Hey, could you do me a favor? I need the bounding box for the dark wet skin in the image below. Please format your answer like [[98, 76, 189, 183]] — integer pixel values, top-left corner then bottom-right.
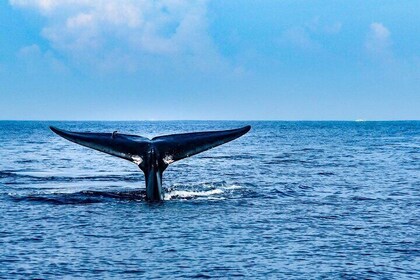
[[50, 125, 251, 201]]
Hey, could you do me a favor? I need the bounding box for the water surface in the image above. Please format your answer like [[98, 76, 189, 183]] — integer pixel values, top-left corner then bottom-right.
[[0, 121, 419, 279]]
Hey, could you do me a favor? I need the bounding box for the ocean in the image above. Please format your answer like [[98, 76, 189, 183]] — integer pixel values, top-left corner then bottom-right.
[[0, 121, 418, 279]]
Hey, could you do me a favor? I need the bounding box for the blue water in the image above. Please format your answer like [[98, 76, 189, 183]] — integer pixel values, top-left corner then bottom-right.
[[0, 121, 419, 279]]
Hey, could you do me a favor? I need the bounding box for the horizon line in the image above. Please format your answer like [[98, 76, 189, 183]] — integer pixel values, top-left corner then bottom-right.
[[0, 119, 419, 122]]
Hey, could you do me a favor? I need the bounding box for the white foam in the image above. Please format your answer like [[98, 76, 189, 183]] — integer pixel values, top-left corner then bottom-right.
[[224, 184, 242, 190], [164, 188, 224, 200], [163, 184, 243, 200]]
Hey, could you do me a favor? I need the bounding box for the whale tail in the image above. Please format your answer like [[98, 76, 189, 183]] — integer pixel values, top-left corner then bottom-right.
[[49, 125, 250, 165], [49, 126, 151, 164], [50, 125, 251, 201], [151, 125, 251, 163]]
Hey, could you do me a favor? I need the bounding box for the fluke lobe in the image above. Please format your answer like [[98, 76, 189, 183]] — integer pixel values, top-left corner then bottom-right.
[[50, 125, 251, 201]]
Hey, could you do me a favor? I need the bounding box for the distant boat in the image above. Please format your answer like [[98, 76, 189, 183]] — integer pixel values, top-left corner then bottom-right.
[[355, 119, 365, 122]]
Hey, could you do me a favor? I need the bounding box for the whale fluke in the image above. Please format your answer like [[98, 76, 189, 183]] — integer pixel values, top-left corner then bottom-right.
[[152, 125, 251, 163], [49, 126, 150, 164], [50, 125, 251, 201]]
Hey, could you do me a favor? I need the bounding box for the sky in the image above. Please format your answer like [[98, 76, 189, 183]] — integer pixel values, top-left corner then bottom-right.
[[1, 0, 419, 120]]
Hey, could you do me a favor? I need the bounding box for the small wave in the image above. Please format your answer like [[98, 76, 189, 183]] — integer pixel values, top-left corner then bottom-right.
[[317, 172, 335, 176], [10, 194, 104, 204], [199, 154, 253, 160], [164, 188, 224, 200], [164, 183, 246, 200], [0, 171, 20, 179], [0, 171, 141, 185], [351, 196, 376, 201], [7, 183, 246, 204], [224, 184, 242, 190], [297, 148, 325, 152], [263, 159, 304, 164], [8, 189, 146, 205], [16, 160, 36, 164]]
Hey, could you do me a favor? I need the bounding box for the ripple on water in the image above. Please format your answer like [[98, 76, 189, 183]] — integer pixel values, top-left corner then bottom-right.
[[6, 183, 255, 204], [0, 121, 419, 279]]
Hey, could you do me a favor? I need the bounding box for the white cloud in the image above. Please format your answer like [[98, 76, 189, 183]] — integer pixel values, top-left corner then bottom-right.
[[305, 17, 342, 34], [17, 44, 42, 57], [17, 44, 69, 73], [282, 27, 320, 50], [323, 22, 342, 34], [10, 0, 220, 72], [280, 17, 342, 51], [365, 22, 392, 60]]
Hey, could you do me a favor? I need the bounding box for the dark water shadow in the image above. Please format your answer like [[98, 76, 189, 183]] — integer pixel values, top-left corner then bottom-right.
[[8, 189, 147, 205], [6, 183, 260, 205]]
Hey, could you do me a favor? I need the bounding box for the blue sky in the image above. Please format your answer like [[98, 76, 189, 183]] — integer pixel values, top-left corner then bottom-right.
[[1, 0, 419, 120]]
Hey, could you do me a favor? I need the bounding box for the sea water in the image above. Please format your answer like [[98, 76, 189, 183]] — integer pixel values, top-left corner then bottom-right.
[[0, 121, 418, 279]]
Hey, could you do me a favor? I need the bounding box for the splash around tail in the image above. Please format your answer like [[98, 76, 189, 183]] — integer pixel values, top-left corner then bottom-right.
[[50, 125, 251, 201]]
